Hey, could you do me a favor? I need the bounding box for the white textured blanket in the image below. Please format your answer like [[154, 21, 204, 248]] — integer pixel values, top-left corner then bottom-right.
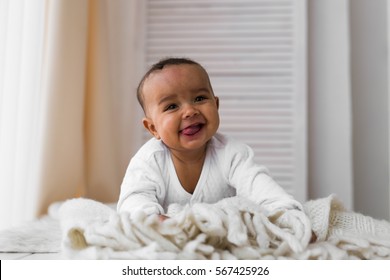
[[1, 195, 390, 259], [58, 195, 390, 259]]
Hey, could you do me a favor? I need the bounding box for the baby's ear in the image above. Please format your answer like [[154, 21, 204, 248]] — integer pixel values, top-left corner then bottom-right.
[[215, 96, 220, 109], [143, 117, 160, 139]]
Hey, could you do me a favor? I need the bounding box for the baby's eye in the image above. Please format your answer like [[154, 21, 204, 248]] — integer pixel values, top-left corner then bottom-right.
[[164, 104, 178, 111], [194, 96, 206, 102]]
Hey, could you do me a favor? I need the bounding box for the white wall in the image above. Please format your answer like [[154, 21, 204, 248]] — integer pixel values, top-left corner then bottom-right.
[[308, 0, 390, 220], [308, 0, 354, 209], [350, 0, 390, 220]]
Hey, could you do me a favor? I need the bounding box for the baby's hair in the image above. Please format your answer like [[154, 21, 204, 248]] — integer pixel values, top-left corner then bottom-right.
[[137, 57, 211, 112]]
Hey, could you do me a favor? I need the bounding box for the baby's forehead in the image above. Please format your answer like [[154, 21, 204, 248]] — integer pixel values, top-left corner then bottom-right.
[[141, 63, 212, 114], [149, 63, 206, 79], [144, 64, 210, 89]]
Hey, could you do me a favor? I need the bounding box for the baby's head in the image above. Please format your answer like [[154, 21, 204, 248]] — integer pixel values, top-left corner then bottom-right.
[[137, 57, 220, 154], [137, 58, 211, 111]]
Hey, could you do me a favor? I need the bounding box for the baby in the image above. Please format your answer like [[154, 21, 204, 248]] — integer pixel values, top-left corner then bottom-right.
[[117, 57, 305, 223]]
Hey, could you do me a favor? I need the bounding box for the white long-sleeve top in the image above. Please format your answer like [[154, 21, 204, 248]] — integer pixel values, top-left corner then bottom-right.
[[117, 133, 303, 216]]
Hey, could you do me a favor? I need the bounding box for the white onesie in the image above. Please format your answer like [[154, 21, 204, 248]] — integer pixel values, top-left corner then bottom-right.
[[117, 133, 302, 216]]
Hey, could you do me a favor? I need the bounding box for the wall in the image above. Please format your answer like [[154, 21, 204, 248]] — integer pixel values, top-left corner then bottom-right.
[[309, 0, 390, 220], [308, 0, 354, 209], [350, 0, 390, 220]]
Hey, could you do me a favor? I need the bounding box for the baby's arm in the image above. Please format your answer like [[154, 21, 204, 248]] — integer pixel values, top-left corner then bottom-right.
[[227, 142, 314, 248], [117, 157, 165, 217], [227, 143, 302, 213]]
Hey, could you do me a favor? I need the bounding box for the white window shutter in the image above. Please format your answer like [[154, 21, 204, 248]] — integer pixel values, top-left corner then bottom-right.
[[143, 0, 307, 202]]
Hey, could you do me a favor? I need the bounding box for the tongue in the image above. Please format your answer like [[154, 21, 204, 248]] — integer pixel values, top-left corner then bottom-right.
[[181, 124, 201, 136]]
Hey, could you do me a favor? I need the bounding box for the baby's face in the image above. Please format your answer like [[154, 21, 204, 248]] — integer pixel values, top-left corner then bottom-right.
[[142, 64, 220, 156]]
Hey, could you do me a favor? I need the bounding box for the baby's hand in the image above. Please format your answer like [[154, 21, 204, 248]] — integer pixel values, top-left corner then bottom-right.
[[158, 214, 169, 222]]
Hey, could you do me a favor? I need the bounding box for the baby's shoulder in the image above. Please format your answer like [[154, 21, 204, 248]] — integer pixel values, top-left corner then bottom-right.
[[133, 137, 168, 162], [210, 133, 252, 157]]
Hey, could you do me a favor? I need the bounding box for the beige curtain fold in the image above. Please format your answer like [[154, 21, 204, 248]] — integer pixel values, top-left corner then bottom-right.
[[36, 0, 137, 216], [84, 0, 122, 203]]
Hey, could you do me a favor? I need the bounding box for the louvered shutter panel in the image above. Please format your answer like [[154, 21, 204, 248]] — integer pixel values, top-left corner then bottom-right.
[[143, 0, 307, 201]]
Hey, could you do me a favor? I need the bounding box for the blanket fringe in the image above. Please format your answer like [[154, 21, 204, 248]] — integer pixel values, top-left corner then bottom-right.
[[58, 196, 390, 260]]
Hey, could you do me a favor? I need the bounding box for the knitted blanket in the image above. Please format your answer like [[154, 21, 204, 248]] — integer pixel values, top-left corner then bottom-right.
[[58, 195, 390, 259]]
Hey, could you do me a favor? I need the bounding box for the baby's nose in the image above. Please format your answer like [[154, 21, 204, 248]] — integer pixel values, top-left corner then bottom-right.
[[183, 104, 199, 118]]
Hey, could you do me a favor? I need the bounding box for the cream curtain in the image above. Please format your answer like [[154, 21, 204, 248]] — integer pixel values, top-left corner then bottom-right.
[[0, 0, 140, 230], [38, 0, 119, 213]]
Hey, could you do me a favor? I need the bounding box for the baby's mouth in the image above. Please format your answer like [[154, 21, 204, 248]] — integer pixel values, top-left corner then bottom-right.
[[180, 123, 204, 136]]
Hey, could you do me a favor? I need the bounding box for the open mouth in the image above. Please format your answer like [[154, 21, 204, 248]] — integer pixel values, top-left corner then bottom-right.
[[180, 123, 204, 136]]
